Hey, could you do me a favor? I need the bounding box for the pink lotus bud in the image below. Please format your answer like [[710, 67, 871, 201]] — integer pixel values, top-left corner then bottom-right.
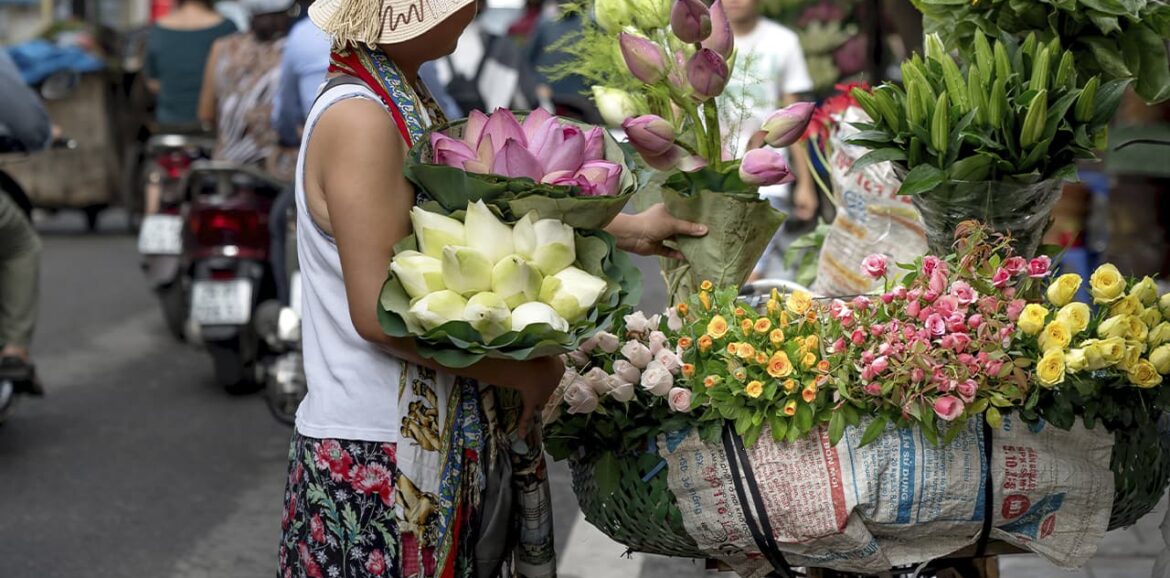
[[619, 33, 668, 85], [861, 254, 888, 279], [1028, 256, 1052, 278], [671, 0, 711, 43], [623, 115, 676, 157], [491, 139, 543, 181], [431, 133, 476, 168], [934, 395, 965, 421], [583, 127, 605, 161], [738, 148, 793, 186], [686, 48, 729, 101], [482, 108, 527, 152], [703, 0, 733, 59], [760, 102, 815, 148]]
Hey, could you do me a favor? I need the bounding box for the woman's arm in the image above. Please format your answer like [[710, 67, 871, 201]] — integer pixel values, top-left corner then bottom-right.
[[196, 42, 220, 127], [308, 98, 563, 430]]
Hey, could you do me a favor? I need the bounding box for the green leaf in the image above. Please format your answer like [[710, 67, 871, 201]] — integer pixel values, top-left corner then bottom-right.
[[1123, 26, 1170, 104], [769, 415, 789, 442], [595, 452, 620, 498], [342, 504, 360, 543], [829, 411, 846, 446], [859, 415, 890, 447], [743, 424, 763, 448], [795, 403, 814, 432], [898, 164, 946, 196], [850, 148, 908, 174], [986, 406, 1003, 429]]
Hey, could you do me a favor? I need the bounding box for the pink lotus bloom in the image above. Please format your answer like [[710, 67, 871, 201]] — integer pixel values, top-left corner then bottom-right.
[[1003, 256, 1027, 276], [1028, 255, 1052, 278], [739, 148, 793, 186], [463, 110, 490, 149], [482, 108, 527, 152], [432, 133, 476, 168], [934, 395, 966, 421], [1006, 299, 1026, 321], [463, 134, 497, 174], [531, 122, 587, 174], [574, 160, 623, 197], [492, 139, 543, 181], [521, 108, 553, 142], [950, 281, 977, 305], [584, 127, 605, 161], [861, 254, 888, 279]]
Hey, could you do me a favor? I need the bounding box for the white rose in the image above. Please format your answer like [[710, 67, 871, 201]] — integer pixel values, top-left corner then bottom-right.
[[668, 387, 693, 413], [640, 360, 674, 396], [621, 341, 654, 369], [624, 311, 653, 334], [609, 380, 635, 402], [567, 349, 590, 367], [612, 359, 641, 384], [596, 332, 621, 353], [648, 331, 669, 354], [655, 348, 682, 375], [667, 307, 684, 332], [583, 367, 614, 395], [565, 378, 599, 414]]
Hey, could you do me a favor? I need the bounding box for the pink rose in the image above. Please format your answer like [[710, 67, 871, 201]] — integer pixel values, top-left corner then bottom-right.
[[649, 331, 669, 354], [667, 308, 684, 332], [871, 355, 890, 374], [986, 360, 1005, 377], [1006, 299, 1026, 321], [596, 331, 621, 353], [668, 387, 693, 412], [926, 314, 947, 336], [622, 341, 654, 369], [968, 314, 984, 329], [911, 367, 926, 383], [992, 268, 1011, 288], [655, 348, 682, 375], [565, 378, 600, 414], [950, 281, 977, 305], [864, 383, 882, 396], [640, 360, 674, 396], [624, 312, 659, 334], [906, 300, 921, 318], [933, 395, 966, 421], [862, 254, 889, 279], [1003, 256, 1027, 276], [978, 296, 1001, 314], [870, 324, 885, 337], [579, 335, 600, 353], [852, 295, 873, 311], [861, 350, 875, 364], [613, 360, 641, 384], [922, 256, 942, 276], [851, 328, 867, 346], [881, 292, 895, 304], [952, 333, 972, 352], [1028, 256, 1052, 278], [832, 337, 847, 354], [929, 268, 948, 295]]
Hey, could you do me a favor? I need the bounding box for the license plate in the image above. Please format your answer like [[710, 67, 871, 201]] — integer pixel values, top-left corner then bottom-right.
[[191, 280, 253, 325], [137, 214, 183, 255], [290, 272, 302, 316]]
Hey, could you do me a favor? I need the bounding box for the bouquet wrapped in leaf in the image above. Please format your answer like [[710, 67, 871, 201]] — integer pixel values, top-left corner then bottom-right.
[[379, 200, 642, 368], [406, 108, 637, 230]]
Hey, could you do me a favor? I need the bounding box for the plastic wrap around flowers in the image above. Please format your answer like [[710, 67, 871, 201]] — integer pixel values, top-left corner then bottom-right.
[[378, 201, 642, 368], [406, 108, 637, 230]]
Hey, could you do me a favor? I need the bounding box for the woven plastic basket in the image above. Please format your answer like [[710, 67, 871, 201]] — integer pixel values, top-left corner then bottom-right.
[[568, 419, 1170, 561]]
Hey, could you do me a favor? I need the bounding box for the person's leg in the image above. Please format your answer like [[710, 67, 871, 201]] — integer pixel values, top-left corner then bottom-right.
[[0, 191, 40, 361]]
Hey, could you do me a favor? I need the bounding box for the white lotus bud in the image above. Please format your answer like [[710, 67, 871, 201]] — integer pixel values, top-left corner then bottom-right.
[[442, 246, 493, 296], [513, 212, 576, 275], [464, 292, 512, 342], [539, 266, 608, 322], [411, 207, 466, 259], [408, 290, 468, 332], [464, 200, 515, 264], [389, 251, 446, 300], [511, 302, 570, 333], [491, 254, 543, 308]]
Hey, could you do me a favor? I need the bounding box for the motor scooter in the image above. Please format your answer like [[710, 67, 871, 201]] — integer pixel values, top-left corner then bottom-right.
[[255, 196, 304, 424]]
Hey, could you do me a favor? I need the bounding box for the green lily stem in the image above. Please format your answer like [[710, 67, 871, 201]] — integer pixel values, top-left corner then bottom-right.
[[703, 98, 723, 171], [682, 100, 710, 160], [807, 137, 838, 208]]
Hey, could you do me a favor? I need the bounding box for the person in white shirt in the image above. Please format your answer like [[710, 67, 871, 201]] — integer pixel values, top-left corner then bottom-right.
[[719, 0, 817, 281]]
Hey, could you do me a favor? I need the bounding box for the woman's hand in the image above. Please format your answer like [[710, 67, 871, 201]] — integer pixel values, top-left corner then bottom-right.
[[606, 203, 708, 259], [515, 356, 565, 438]]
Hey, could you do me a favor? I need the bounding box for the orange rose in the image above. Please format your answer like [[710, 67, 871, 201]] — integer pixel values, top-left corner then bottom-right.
[[677, 303, 689, 316], [783, 400, 798, 416], [754, 318, 772, 333], [698, 335, 713, 352], [735, 307, 747, 317], [802, 385, 818, 403], [745, 381, 764, 398], [783, 379, 797, 392], [682, 363, 696, 377], [707, 315, 729, 339], [768, 352, 794, 378], [700, 280, 714, 292], [736, 343, 756, 359], [703, 375, 722, 388], [817, 360, 831, 372], [770, 329, 785, 345], [733, 368, 748, 381], [740, 318, 754, 333], [726, 343, 739, 355], [755, 352, 768, 365], [678, 337, 693, 350]]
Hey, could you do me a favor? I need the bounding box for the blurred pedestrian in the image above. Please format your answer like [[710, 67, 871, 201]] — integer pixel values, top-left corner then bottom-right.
[[720, 0, 816, 282], [145, 0, 237, 127], [524, 1, 592, 119], [272, 16, 330, 147], [198, 0, 297, 182], [0, 51, 50, 385]]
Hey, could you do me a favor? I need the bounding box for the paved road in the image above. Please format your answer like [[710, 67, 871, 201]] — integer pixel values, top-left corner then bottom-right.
[[2, 210, 1162, 578]]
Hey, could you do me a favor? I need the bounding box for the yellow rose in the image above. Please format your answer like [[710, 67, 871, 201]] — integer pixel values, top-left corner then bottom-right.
[[736, 343, 756, 359], [805, 334, 820, 351], [1046, 273, 1083, 307], [783, 378, 797, 392], [1151, 344, 1170, 374], [1110, 294, 1142, 317], [1057, 302, 1091, 334], [1037, 349, 1066, 388], [1142, 307, 1163, 329], [1126, 316, 1149, 343], [745, 380, 764, 398], [786, 290, 813, 315], [1066, 348, 1088, 373], [754, 318, 772, 333], [740, 318, 754, 334], [1128, 359, 1163, 388], [1018, 304, 1050, 335], [1150, 322, 1170, 347], [707, 315, 729, 339], [1099, 337, 1128, 365], [1098, 315, 1130, 340], [783, 399, 798, 416], [802, 385, 818, 403], [769, 328, 785, 345], [802, 351, 817, 369], [699, 291, 712, 310], [1039, 320, 1072, 352], [1120, 342, 1144, 371], [1161, 293, 1170, 318], [700, 280, 714, 292], [767, 351, 794, 378], [1083, 342, 1108, 370], [1133, 276, 1159, 306], [1090, 264, 1125, 304]]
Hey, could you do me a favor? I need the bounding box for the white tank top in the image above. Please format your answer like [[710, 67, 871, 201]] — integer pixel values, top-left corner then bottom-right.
[[293, 82, 403, 443]]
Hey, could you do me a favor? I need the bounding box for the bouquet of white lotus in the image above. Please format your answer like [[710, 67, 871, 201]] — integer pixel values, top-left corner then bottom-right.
[[379, 201, 642, 367]]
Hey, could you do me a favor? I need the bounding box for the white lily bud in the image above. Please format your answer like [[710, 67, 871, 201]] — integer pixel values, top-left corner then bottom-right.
[[408, 290, 468, 332], [492, 254, 543, 308], [410, 207, 466, 259], [465, 292, 512, 342], [390, 251, 446, 300], [442, 246, 494, 296], [464, 200, 515, 264], [511, 302, 570, 332], [540, 266, 608, 322], [513, 214, 577, 275]]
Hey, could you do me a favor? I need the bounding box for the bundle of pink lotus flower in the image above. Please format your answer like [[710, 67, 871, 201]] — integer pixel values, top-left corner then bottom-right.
[[430, 108, 623, 197]]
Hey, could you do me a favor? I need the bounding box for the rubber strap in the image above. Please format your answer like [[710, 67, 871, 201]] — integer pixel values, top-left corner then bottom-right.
[[721, 424, 796, 578], [975, 418, 996, 558]]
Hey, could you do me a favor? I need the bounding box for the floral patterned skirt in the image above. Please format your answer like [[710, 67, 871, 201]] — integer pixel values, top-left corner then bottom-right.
[[279, 432, 401, 578]]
